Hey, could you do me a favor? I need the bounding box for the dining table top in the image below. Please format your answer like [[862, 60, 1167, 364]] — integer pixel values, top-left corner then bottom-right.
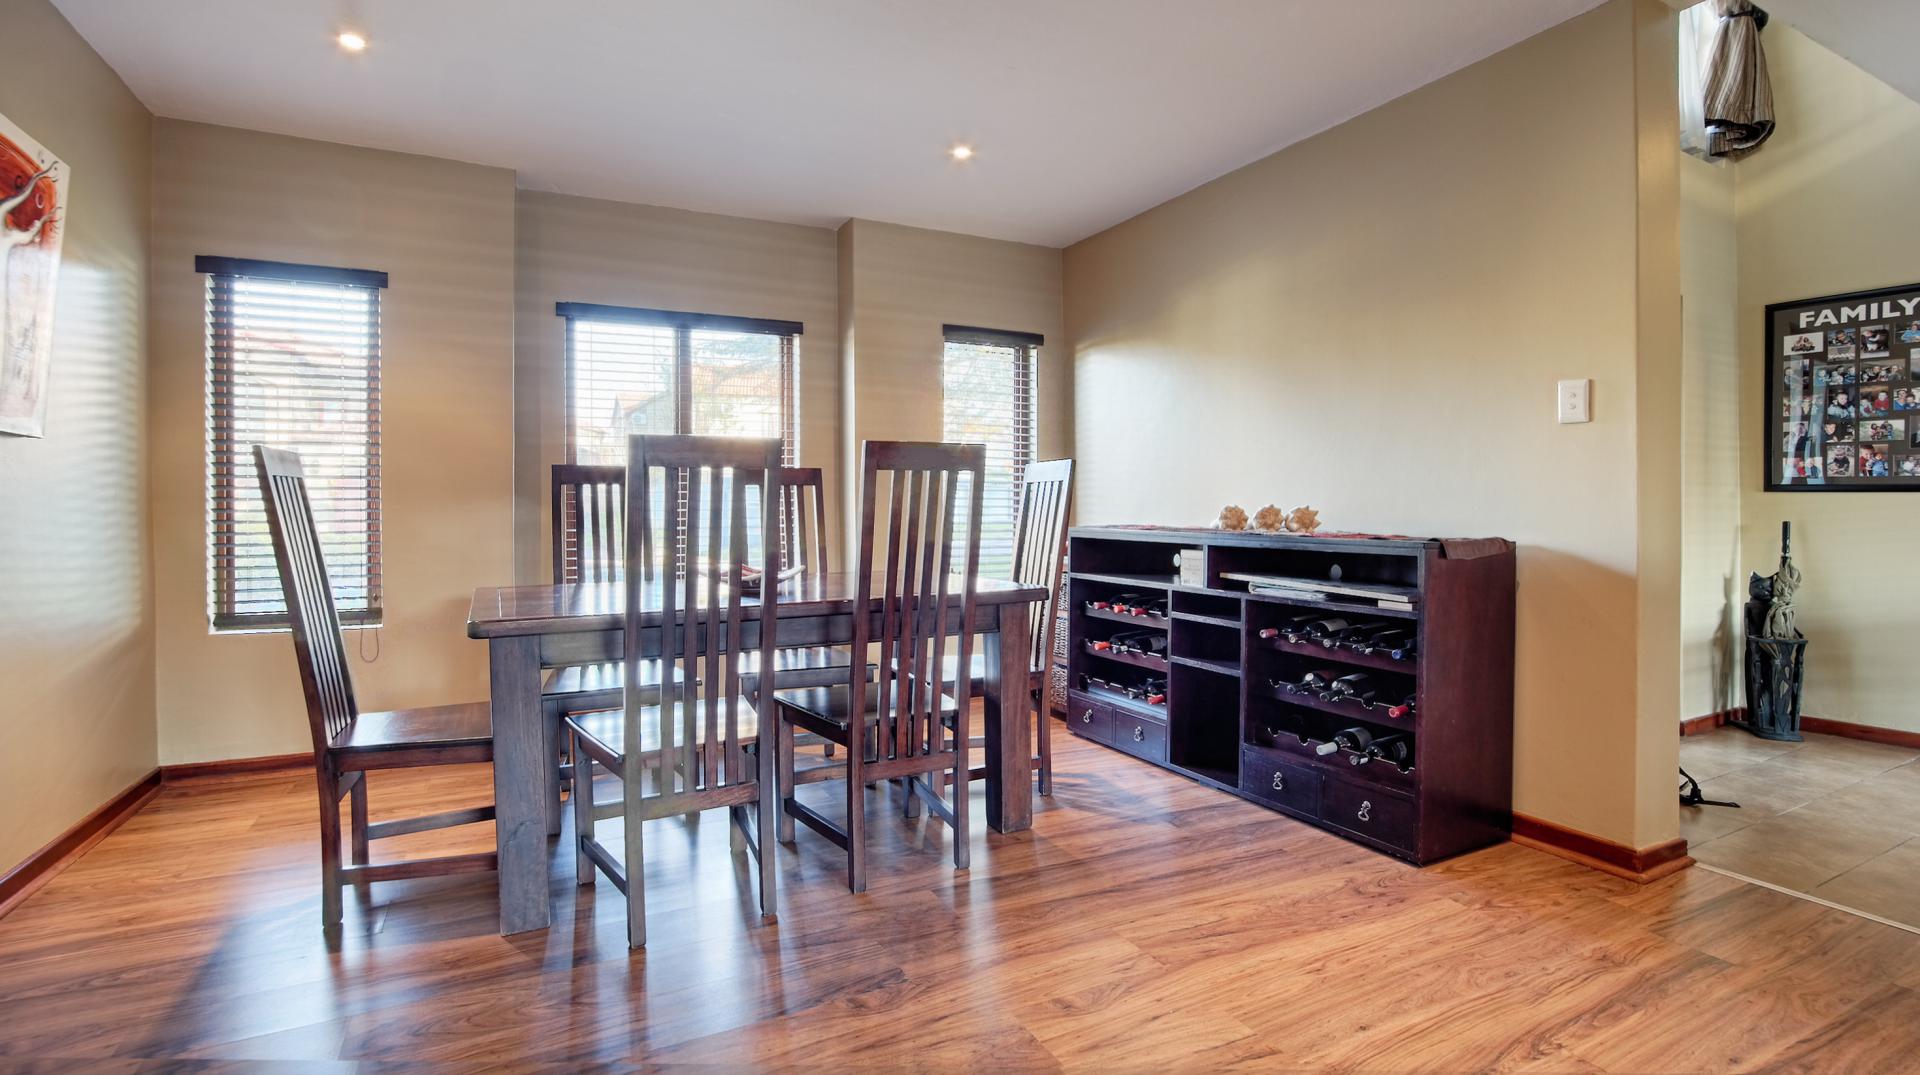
[[467, 572, 1048, 638]]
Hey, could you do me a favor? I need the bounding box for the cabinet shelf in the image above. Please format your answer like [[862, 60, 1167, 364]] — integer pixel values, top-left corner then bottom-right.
[[1172, 654, 1238, 676], [1085, 606, 1170, 629], [1256, 634, 1418, 675], [1084, 642, 1169, 673]]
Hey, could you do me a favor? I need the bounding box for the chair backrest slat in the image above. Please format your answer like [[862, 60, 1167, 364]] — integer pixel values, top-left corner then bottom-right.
[[254, 446, 360, 752], [624, 435, 782, 797], [552, 464, 626, 585], [1009, 459, 1074, 676], [847, 441, 985, 764], [777, 467, 831, 584]]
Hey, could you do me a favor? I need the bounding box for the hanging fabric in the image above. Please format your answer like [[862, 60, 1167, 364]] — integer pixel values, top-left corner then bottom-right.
[[1702, 0, 1775, 159]]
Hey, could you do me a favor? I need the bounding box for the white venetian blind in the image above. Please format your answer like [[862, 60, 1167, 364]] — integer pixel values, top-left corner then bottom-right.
[[560, 303, 798, 464], [942, 326, 1038, 579], [201, 257, 385, 631], [560, 303, 800, 572]]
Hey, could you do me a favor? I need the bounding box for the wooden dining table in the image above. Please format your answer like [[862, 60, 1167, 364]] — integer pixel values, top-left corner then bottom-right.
[[468, 572, 1048, 935]]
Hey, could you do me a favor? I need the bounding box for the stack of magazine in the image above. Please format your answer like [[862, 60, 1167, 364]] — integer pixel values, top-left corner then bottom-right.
[[1221, 572, 1417, 612]]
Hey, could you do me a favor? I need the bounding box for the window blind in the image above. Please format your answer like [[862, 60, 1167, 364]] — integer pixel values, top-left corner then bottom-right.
[[559, 303, 800, 572], [559, 302, 799, 464], [942, 325, 1039, 579], [201, 256, 385, 631]]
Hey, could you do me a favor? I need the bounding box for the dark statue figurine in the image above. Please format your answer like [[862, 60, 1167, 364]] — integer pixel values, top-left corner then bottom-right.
[[1739, 521, 1807, 741]]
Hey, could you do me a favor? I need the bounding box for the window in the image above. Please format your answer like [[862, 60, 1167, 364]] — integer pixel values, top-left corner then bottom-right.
[[201, 256, 385, 631], [558, 302, 799, 464], [942, 325, 1038, 579]]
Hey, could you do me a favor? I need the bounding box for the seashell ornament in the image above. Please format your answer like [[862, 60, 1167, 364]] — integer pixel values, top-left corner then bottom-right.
[[1215, 504, 1249, 531], [1283, 506, 1321, 534], [1251, 504, 1285, 532]]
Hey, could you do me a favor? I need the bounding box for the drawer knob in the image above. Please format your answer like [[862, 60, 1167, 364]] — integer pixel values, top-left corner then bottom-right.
[[1271, 771, 1286, 791], [1357, 800, 1373, 823], [1131, 725, 1146, 742], [1080, 709, 1093, 724]]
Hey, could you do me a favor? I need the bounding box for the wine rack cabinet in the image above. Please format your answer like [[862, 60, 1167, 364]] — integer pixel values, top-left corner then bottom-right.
[[1065, 526, 1516, 865]]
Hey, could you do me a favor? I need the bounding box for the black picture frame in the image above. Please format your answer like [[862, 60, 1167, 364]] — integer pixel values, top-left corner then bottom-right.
[[1763, 281, 1920, 492]]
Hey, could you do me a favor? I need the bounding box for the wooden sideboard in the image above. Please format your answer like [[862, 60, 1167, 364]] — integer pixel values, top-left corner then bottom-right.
[[1064, 526, 1516, 865]]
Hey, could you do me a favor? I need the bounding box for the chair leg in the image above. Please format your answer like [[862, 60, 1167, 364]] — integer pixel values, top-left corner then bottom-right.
[[622, 757, 647, 948], [316, 768, 344, 928], [348, 775, 370, 866], [755, 738, 777, 922], [901, 776, 920, 819], [542, 699, 564, 838], [845, 732, 867, 894], [952, 719, 970, 871], [777, 718, 797, 845], [571, 735, 595, 886], [1035, 691, 1053, 797]]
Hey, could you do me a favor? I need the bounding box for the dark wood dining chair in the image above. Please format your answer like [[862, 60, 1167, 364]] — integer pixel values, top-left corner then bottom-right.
[[772, 440, 985, 893], [980, 458, 1073, 793], [914, 459, 1073, 795], [567, 435, 782, 947], [763, 465, 857, 696], [254, 446, 496, 929]]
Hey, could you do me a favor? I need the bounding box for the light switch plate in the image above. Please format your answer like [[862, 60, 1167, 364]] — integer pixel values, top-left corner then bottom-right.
[[1557, 379, 1591, 424]]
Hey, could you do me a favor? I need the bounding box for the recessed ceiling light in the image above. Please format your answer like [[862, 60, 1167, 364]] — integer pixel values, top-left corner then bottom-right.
[[336, 31, 368, 52], [949, 144, 974, 161]]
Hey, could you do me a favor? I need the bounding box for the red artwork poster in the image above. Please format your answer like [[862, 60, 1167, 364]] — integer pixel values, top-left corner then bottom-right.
[[1, 112, 67, 438]]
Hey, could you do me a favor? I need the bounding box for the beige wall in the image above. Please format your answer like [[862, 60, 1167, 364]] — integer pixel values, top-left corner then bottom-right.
[[513, 192, 841, 581], [149, 121, 516, 764], [1065, 0, 1683, 848], [838, 218, 1068, 551], [1679, 154, 1742, 720], [1733, 27, 1920, 735], [0, 0, 155, 870]]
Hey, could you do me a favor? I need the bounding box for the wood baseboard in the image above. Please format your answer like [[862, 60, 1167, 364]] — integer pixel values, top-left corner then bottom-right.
[[1684, 709, 1920, 750], [1681, 708, 1740, 737], [160, 752, 313, 784], [1511, 813, 1692, 884], [0, 769, 163, 920], [1798, 717, 1920, 751]]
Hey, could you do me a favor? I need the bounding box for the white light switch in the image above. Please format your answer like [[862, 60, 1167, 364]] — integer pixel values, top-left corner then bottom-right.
[[1557, 379, 1591, 424]]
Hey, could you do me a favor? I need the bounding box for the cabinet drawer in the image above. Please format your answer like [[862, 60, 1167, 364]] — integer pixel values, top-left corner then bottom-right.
[[1321, 777, 1417, 854], [1110, 714, 1168, 765], [1064, 691, 1112, 745], [1239, 745, 1321, 815]]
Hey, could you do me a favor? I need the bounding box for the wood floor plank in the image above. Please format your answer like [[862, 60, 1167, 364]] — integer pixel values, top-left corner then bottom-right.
[[0, 734, 1915, 1071]]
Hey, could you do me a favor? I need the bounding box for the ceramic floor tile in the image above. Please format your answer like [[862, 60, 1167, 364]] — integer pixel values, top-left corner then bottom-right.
[[1678, 801, 1753, 846], [1688, 807, 1910, 893], [1693, 760, 1863, 818], [1678, 732, 1806, 781], [1788, 733, 1920, 776], [1775, 775, 1920, 839], [1809, 838, 1920, 930]]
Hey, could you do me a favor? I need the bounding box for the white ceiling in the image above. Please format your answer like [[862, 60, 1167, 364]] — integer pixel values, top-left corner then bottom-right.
[[53, 0, 1605, 247], [1765, 0, 1920, 107]]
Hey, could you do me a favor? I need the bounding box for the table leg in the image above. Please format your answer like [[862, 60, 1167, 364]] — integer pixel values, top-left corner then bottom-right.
[[490, 634, 551, 934], [982, 607, 1033, 833]]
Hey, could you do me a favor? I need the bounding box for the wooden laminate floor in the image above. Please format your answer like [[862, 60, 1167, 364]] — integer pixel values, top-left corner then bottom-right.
[[3, 730, 1919, 1073], [1682, 727, 1920, 929]]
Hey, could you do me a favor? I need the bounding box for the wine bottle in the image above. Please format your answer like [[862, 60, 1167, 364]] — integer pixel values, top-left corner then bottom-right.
[[1328, 673, 1377, 703], [1346, 624, 1400, 650], [1143, 678, 1167, 705], [1257, 627, 1280, 640], [1386, 694, 1416, 719], [1367, 733, 1414, 771], [1277, 615, 1323, 644], [1299, 617, 1352, 646], [1111, 630, 1168, 656], [1282, 669, 1340, 695], [1314, 726, 1376, 757]]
